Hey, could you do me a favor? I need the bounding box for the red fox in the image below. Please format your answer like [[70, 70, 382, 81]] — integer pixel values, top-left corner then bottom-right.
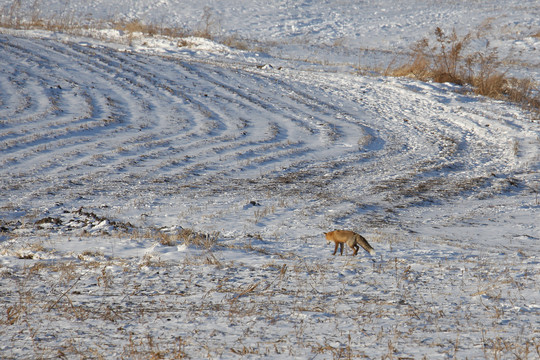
[[324, 230, 376, 256]]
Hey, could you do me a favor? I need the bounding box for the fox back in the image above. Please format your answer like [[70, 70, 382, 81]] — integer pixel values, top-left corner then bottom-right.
[[325, 230, 356, 243]]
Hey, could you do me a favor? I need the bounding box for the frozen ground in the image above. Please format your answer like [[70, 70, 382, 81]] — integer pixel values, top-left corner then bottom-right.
[[0, 0, 539, 359]]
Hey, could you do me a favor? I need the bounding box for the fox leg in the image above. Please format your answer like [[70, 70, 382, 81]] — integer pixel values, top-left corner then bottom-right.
[[339, 242, 344, 255], [333, 242, 339, 255], [347, 239, 359, 256]]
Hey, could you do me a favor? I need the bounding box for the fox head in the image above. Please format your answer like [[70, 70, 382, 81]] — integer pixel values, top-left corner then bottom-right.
[[324, 232, 331, 244]]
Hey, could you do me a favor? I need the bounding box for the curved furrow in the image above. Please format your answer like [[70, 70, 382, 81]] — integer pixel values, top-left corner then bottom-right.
[[1, 36, 376, 208], [67, 49, 262, 179], [182, 62, 355, 146], [0, 41, 127, 141], [1, 34, 534, 232], [0, 37, 264, 201], [110, 60, 312, 181], [348, 78, 518, 205], [30, 45, 180, 180], [110, 65, 275, 180], [0, 38, 58, 125], [256, 70, 524, 218], [168, 62, 370, 175], [0, 74, 34, 126], [0, 43, 144, 202], [247, 72, 411, 188], [120, 54, 371, 186]]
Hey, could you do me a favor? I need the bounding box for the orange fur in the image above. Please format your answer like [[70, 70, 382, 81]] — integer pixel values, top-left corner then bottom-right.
[[324, 230, 376, 256]]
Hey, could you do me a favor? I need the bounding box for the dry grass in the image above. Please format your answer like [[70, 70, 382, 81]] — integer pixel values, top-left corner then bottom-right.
[[1, 232, 538, 359], [192, 6, 219, 39], [391, 27, 540, 115], [122, 334, 187, 359], [0, 1, 261, 55], [0, 1, 199, 40], [6, 3, 536, 110], [176, 228, 220, 249], [1, 0, 78, 32], [125, 226, 219, 250], [114, 18, 188, 39], [128, 228, 215, 254], [222, 34, 249, 50]]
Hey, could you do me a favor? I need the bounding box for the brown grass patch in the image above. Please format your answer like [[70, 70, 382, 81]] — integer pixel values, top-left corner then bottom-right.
[[391, 27, 540, 115], [155, 228, 219, 250], [1, 2, 188, 39], [114, 19, 187, 39]]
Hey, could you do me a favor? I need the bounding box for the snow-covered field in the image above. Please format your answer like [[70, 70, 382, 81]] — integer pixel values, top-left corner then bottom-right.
[[1, 0, 539, 358]]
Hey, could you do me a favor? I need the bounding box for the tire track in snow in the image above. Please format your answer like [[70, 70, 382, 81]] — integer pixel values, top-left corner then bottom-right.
[[0, 34, 535, 233], [294, 73, 525, 206], [0, 35, 363, 210]]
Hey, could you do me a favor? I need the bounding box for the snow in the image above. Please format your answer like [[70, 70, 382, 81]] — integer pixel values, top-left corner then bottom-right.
[[0, 0, 539, 358]]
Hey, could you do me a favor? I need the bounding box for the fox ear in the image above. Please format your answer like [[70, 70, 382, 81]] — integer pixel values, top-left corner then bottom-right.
[[323, 232, 327, 235]]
